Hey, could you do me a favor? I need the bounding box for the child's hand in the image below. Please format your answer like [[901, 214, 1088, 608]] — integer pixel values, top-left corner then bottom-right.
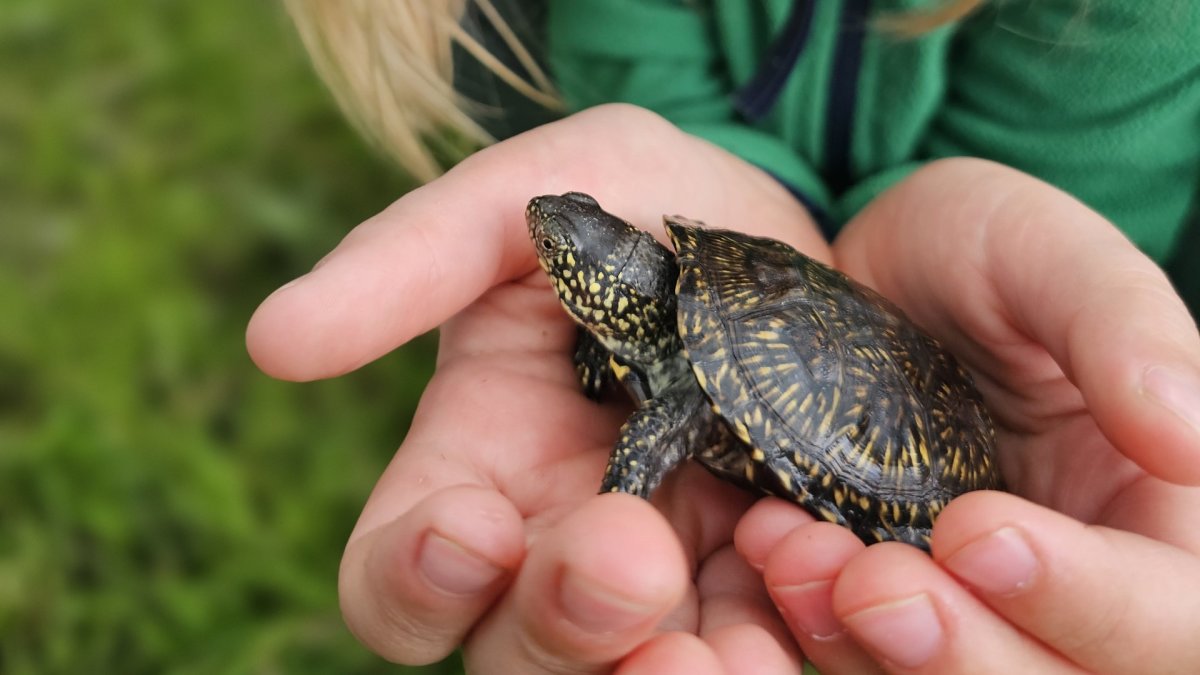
[[247, 105, 826, 673], [737, 158, 1200, 674]]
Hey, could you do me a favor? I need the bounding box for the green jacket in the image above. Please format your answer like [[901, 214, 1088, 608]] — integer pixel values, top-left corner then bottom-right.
[[546, 0, 1199, 271]]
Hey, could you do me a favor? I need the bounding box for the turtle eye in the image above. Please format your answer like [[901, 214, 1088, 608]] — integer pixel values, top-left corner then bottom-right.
[[540, 237, 555, 251]]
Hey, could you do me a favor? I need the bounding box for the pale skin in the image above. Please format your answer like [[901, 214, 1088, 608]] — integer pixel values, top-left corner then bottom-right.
[[246, 105, 1200, 674]]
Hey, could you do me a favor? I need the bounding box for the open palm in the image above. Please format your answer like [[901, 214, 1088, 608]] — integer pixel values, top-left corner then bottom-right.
[[248, 105, 831, 674]]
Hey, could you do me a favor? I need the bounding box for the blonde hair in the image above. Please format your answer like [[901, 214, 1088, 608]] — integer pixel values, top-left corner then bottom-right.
[[284, 0, 987, 182]]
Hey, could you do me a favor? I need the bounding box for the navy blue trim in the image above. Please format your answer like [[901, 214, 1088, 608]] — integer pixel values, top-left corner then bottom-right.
[[824, 0, 870, 195], [733, 1, 816, 122], [764, 170, 838, 241]]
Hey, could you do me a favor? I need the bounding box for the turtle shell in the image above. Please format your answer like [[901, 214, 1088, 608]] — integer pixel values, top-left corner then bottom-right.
[[665, 217, 1001, 545]]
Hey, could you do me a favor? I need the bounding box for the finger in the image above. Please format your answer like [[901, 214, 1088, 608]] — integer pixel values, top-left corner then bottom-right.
[[615, 633, 725, 675], [247, 104, 821, 382], [832, 540, 1081, 674], [762, 522, 882, 675], [350, 342, 623, 537], [696, 545, 803, 672], [338, 485, 525, 664], [733, 496, 818, 571], [836, 158, 1200, 484], [464, 494, 689, 675], [707, 623, 802, 675], [933, 490, 1200, 673]]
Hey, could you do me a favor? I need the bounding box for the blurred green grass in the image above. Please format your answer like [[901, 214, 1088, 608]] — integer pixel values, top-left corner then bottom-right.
[[5, 0, 1192, 672], [0, 1, 458, 673]]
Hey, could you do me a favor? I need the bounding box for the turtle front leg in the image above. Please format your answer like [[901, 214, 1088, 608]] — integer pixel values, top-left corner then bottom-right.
[[573, 328, 613, 400], [600, 384, 710, 498]]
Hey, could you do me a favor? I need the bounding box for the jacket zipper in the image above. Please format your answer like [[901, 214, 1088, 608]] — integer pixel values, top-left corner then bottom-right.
[[734, 1, 817, 122], [824, 0, 871, 196]]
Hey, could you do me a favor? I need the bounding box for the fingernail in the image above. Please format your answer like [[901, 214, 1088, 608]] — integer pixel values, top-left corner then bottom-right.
[[1143, 366, 1200, 436], [419, 532, 504, 596], [559, 571, 655, 634], [943, 526, 1038, 596], [844, 594, 943, 669], [772, 580, 843, 640]]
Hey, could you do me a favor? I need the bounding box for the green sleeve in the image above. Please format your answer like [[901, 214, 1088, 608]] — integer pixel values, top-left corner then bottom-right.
[[1166, 219, 1200, 319], [546, 0, 833, 214], [922, 0, 1200, 262]]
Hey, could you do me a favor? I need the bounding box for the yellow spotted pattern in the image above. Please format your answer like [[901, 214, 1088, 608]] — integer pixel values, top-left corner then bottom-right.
[[666, 218, 1001, 547]]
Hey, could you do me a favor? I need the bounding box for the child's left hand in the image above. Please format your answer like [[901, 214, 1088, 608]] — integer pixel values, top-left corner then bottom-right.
[[737, 158, 1200, 674]]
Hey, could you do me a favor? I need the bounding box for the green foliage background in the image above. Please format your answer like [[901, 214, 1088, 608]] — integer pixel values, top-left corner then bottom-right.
[[0, 1, 457, 672], [3, 0, 1194, 673]]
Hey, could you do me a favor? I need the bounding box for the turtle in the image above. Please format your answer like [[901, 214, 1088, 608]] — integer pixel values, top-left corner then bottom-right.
[[525, 192, 1002, 548]]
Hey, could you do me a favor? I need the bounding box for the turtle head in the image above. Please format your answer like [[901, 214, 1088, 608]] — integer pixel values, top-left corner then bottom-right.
[[526, 192, 679, 361]]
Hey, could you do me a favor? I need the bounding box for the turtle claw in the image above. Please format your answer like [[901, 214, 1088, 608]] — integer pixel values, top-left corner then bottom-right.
[[599, 385, 709, 498], [573, 329, 613, 400]]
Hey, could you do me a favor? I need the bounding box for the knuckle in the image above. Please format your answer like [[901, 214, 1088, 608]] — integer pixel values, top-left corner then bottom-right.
[[917, 157, 1036, 189], [1032, 532, 1136, 664], [463, 616, 599, 675], [340, 581, 462, 665], [338, 528, 469, 666], [573, 103, 684, 160], [514, 631, 596, 675], [1049, 589, 1129, 658], [580, 102, 671, 130]]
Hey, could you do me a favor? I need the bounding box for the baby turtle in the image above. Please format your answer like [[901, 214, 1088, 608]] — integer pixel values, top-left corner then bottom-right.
[[526, 192, 1002, 548]]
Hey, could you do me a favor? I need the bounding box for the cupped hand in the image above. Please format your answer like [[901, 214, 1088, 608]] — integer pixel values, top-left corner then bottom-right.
[[737, 158, 1200, 674], [247, 104, 827, 674]]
